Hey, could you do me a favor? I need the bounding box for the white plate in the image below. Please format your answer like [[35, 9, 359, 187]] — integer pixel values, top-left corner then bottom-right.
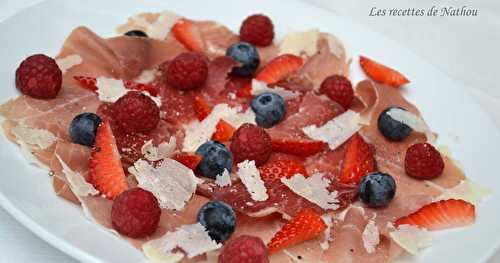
[[0, 0, 498, 262]]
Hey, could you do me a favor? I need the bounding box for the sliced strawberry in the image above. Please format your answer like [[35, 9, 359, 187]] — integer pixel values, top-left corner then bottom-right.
[[193, 95, 212, 121], [88, 121, 128, 200], [237, 54, 303, 97], [359, 56, 409, 87], [267, 208, 326, 253], [271, 138, 325, 156], [339, 133, 376, 185], [74, 76, 158, 96], [212, 120, 235, 142], [395, 199, 475, 231], [172, 19, 204, 52], [123, 80, 158, 96], [259, 159, 308, 184], [173, 153, 202, 170]]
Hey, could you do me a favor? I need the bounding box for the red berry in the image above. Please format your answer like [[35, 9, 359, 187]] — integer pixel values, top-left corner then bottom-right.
[[230, 123, 272, 166], [163, 52, 208, 90], [15, 54, 62, 99], [218, 235, 269, 263], [319, 75, 353, 110], [239, 14, 274, 46], [113, 91, 160, 134], [111, 188, 161, 238], [405, 143, 444, 180]]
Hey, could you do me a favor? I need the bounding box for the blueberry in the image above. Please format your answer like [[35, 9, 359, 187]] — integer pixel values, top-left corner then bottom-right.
[[358, 172, 396, 208], [377, 106, 412, 141], [124, 30, 148, 38], [251, 92, 286, 128], [197, 201, 236, 243], [195, 141, 233, 179], [69, 113, 102, 146], [225, 42, 260, 76]]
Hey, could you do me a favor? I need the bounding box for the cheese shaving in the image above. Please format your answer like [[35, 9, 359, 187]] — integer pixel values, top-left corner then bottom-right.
[[134, 69, 157, 84], [386, 108, 436, 143], [251, 79, 300, 100], [279, 30, 319, 57], [12, 125, 56, 149], [55, 54, 82, 74], [182, 104, 256, 152], [237, 160, 268, 201], [362, 220, 380, 254], [142, 137, 176, 161], [147, 11, 181, 40], [426, 179, 491, 204], [281, 173, 339, 210], [128, 159, 202, 210], [389, 225, 432, 255], [215, 169, 231, 187], [56, 155, 98, 196], [302, 110, 361, 150], [320, 214, 333, 250], [142, 223, 221, 261], [95, 76, 161, 106]]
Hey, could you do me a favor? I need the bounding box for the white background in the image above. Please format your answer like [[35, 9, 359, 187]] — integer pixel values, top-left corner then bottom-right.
[[0, 0, 498, 262]]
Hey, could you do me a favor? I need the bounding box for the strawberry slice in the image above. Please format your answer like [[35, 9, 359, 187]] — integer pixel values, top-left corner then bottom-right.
[[212, 120, 235, 142], [267, 208, 326, 253], [237, 54, 303, 97], [172, 19, 204, 52], [271, 138, 325, 156], [359, 56, 409, 87], [395, 199, 475, 230], [172, 153, 202, 170], [193, 95, 212, 121], [259, 159, 308, 184], [73, 76, 158, 96], [88, 121, 128, 200], [339, 133, 376, 185]]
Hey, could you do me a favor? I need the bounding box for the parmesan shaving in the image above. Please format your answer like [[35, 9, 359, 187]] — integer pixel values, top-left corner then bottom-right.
[[215, 169, 231, 187], [281, 173, 339, 210], [142, 223, 221, 261], [95, 76, 162, 106], [302, 110, 361, 150], [389, 225, 432, 255], [279, 30, 319, 57], [362, 220, 380, 254], [320, 214, 333, 250], [12, 125, 56, 149], [55, 54, 82, 74], [148, 11, 181, 40], [426, 179, 491, 204], [128, 159, 202, 210], [251, 79, 300, 100], [386, 108, 436, 143], [237, 160, 268, 201], [134, 69, 158, 84], [142, 137, 177, 161], [56, 155, 98, 196]]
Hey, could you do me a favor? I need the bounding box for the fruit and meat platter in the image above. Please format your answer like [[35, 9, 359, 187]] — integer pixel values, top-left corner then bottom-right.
[[0, 10, 490, 263]]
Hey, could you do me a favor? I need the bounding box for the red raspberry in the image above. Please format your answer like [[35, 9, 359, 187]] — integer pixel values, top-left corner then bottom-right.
[[319, 75, 354, 110], [218, 235, 269, 263], [239, 14, 274, 46], [111, 188, 161, 238], [230, 123, 272, 166], [113, 91, 160, 133], [405, 143, 444, 180], [15, 54, 62, 99], [163, 52, 208, 90]]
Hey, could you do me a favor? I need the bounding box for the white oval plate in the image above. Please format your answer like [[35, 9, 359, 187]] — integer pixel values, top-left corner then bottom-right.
[[0, 0, 498, 262]]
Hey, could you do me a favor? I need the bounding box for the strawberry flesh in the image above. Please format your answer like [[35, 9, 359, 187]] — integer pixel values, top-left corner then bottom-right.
[[339, 133, 376, 185], [359, 56, 409, 88], [172, 19, 204, 52], [271, 138, 325, 156]]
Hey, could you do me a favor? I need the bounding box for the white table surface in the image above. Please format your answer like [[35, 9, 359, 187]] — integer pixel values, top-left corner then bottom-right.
[[0, 0, 499, 262]]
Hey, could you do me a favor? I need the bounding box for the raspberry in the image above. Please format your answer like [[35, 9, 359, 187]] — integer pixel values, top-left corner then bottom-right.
[[163, 52, 208, 90], [218, 235, 269, 263], [113, 91, 160, 134], [239, 14, 274, 46], [15, 54, 62, 99], [230, 123, 271, 166], [405, 143, 444, 180], [319, 75, 354, 110], [111, 188, 161, 238]]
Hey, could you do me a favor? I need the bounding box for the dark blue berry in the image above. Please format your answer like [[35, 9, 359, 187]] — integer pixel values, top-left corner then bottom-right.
[[358, 172, 396, 208], [124, 30, 148, 38], [195, 141, 233, 179], [377, 106, 412, 141], [69, 113, 102, 147], [197, 201, 236, 243], [225, 42, 260, 76], [251, 92, 286, 128]]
